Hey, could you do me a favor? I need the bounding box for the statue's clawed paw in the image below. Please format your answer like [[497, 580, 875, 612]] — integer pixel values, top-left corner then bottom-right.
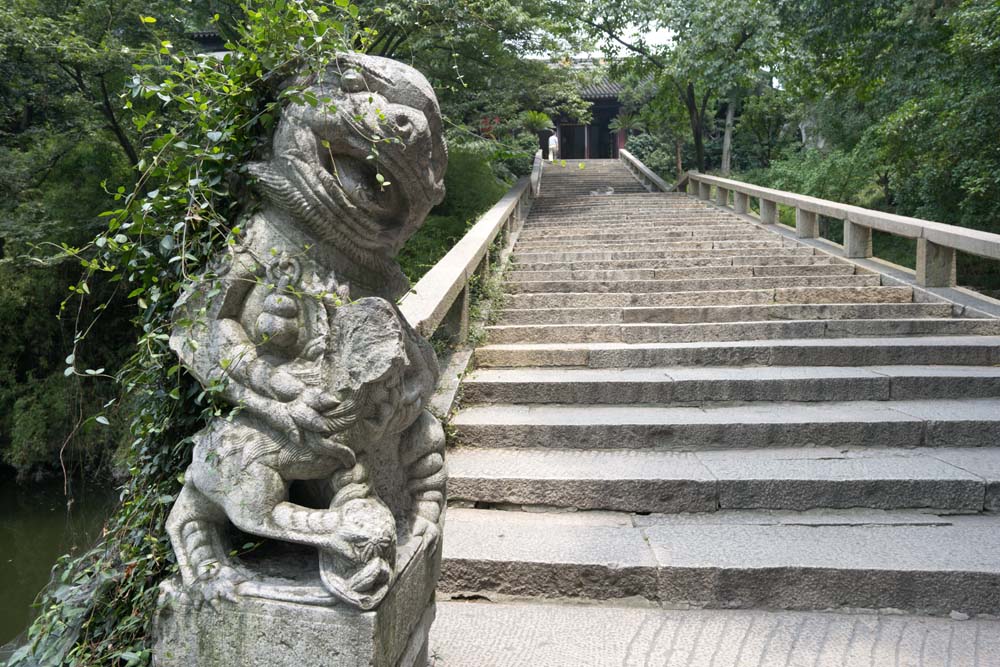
[[192, 564, 247, 612], [319, 553, 393, 611], [410, 515, 440, 550]]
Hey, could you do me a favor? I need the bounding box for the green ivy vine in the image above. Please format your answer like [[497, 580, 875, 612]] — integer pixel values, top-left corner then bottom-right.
[[8, 2, 368, 665]]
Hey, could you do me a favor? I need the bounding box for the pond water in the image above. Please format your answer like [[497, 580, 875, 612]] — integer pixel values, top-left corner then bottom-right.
[[0, 471, 115, 647]]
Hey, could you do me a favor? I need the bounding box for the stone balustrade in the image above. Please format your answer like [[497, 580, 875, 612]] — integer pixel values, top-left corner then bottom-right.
[[619, 149, 672, 193], [684, 171, 1000, 288]]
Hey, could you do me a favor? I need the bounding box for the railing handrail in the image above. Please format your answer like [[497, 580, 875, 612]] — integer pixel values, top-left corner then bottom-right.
[[685, 170, 1000, 288], [619, 149, 671, 193], [399, 165, 537, 338], [687, 171, 1000, 262]]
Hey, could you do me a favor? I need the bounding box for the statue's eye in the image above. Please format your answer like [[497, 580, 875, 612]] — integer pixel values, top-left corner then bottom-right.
[[341, 71, 366, 93]]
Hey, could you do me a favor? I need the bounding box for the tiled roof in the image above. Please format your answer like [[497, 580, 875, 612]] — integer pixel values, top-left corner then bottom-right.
[[579, 80, 623, 100]]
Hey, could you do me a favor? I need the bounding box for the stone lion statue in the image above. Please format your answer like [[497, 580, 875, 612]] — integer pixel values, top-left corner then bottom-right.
[[165, 52, 447, 611]]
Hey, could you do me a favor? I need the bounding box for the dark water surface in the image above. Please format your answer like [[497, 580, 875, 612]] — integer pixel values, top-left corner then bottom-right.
[[0, 471, 115, 646]]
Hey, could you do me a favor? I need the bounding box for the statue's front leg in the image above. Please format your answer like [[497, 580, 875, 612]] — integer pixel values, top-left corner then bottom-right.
[[401, 410, 447, 547]]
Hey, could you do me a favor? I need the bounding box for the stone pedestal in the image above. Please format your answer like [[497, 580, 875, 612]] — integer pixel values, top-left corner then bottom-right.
[[153, 540, 439, 667]]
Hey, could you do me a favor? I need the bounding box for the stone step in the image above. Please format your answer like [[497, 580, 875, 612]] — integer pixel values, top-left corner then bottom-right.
[[451, 398, 1000, 450], [448, 446, 1000, 512], [505, 274, 880, 294], [474, 336, 1000, 368], [526, 213, 735, 225], [514, 239, 784, 254], [430, 599, 1000, 667], [508, 263, 858, 283], [504, 286, 914, 309], [514, 255, 839, 272], [537, 188, 650, 196], [518, 223, 754, 241], [518, 231, 778, 249], [496, 302, 952, 325], [514, 247, 816, 263], [485, 318, 1000, 345], [462, 365, 1000, 405], [440, 508, 1000, 614], [517, 228, 772, 244]]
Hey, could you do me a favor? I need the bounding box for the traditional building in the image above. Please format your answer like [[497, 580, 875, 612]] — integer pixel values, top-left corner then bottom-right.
[[554, 80, 625, 160]]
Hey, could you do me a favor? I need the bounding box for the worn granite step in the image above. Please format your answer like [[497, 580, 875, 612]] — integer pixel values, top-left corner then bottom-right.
[[513, 255, 839, 272], [430, 599, 1000, 667], [515, 234, 776, 251], [485, 318, 1000, 345], [505, 274, 881, 295], [508, 263, 858, 283], [451, 399, 1000, 450], [504, 286, 914, 309], [514, 240, 785, 255], [496, 302, 951, 325], [448, 446, 1000, 512], [516, 228, 772, 244], [513, 247, 816, 263], [474, 336, 1000, 368], [460, 365, 1000, 405], [439, 508, 1000, 614], [518, 222, 757, 238]]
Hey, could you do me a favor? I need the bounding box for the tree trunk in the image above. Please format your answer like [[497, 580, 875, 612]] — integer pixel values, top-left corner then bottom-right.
[[681, 83, 706, 171], [721, 99, 735, 176], [675, 139, 683, 177]]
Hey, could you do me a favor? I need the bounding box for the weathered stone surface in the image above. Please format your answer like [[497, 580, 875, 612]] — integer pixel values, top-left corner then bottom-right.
[[156, 53, 448, 666], [431, 600, 1000, 667], [440, 508, 1000, 614], [154, 541, 439, 667], [464, 364, 1000, 405], [447, 446, 992, 512], [485, 317, 1000, 345], [448, 448, 717, 512], [931, 448, 1000, 510], [497, 302, 951, 325], [699, 446, 984, 510], [642, 511, 1000, 614], [474, 336, 1000, 369], [453, 399, 1000, 451], [440, 509, 658, 600]]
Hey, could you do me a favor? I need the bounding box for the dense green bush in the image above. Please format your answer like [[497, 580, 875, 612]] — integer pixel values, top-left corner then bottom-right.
[[743, 148, 881, 209], [398, 143, 510, 283], [626, 133, 678, 181]]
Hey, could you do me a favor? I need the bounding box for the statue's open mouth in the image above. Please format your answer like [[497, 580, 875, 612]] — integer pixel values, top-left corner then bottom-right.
[[320, 151, 404, 230]]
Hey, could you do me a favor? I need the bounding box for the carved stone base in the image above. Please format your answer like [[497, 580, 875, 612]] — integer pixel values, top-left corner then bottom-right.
[[153, 540, 439, 667]]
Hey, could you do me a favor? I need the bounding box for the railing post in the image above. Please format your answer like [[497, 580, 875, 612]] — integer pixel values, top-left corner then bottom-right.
[[698, 182, 711, 200], [760, 199, 777, 224], [796, 208, 819, 239], [716, 187, 730, 207], [843, 220, 873, 258], [438, 283, 470, 343], [917, 238, 957, 287], [734, 192, 749, 214]]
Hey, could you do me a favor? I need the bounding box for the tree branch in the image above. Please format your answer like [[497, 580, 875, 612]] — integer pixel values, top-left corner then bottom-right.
[[569, 13, 668, 70], [98, 75, 139, 167]]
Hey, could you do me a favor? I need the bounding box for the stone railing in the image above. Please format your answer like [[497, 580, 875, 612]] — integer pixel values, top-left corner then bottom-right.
[[530, 149, 543, 197], [685, 171, 1000, 288], [398, 153, 542, 340], [620, 149, 671, 193]]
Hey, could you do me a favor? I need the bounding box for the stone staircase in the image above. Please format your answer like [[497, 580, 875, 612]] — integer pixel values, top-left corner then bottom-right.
[[429, 159, 1000, 665]]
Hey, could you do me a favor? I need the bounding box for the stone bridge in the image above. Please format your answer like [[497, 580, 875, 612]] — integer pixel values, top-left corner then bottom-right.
[[413, 157, 1000, 665]]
